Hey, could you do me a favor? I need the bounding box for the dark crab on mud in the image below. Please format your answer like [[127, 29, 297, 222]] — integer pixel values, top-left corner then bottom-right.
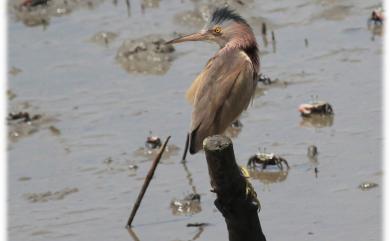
[[369, 8, 384, 25], [247, 151, 289, 170], [145, 132, 162, 149]]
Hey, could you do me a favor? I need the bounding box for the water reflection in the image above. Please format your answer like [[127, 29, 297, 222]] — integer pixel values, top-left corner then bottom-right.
[[254, 86, 267, 99], [170, 161, 202, 215], [127, 224, 205, 241], [271, 31, 276, 53], [367, 8, 383, 41], [111, 0, 131, 16], [224, 120, 243, 139], [125, 0, 131, 16], [167, 138, 203, 215], [181, 161, 198, 194], [191, 226, 205, 240], [170, 193, 202, 216], [307, 145, 318, 163], [262, 34, 268, 48], [307, 145, 319, 178], [368, 25, 383, 41], [127, 228, 141, 241], [141, 0, 159, 9], [249, 170, 288, 185], [299, 114, 334, 128]]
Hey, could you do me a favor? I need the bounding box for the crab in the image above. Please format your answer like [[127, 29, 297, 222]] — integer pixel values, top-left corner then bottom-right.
[[145, 131, 162, 149], [8, 112, 41, 123], [299, 101, 333, 117], [247, 151, 289, 170], [369, 8, 384, 25], [257, 73, 272, 85]]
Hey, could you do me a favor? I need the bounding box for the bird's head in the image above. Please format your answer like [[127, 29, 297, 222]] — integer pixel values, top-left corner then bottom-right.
[[167, 7, 256, 49]]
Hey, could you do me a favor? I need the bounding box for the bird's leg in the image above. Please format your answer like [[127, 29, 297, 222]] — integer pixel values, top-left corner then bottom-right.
[[276, 160, 283, 170], [247, 156, 256, 168], [283, 159, 290, 169], [181, 133, 190, 163]]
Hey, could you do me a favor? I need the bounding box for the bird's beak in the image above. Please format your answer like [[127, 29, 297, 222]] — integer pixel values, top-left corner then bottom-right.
[[166, 32, 207, 45]]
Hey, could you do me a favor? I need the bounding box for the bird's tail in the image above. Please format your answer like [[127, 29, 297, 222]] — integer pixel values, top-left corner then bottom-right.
[[181, 133, 190, 162], [189, 125, 203, 154]]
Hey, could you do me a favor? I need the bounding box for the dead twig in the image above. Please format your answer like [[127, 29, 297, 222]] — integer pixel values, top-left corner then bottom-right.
[[126, 136, 171, 227]]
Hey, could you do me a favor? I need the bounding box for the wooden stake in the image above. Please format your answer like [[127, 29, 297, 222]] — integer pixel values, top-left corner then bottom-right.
[[126, 136, 171, 228], [204, 135, 266, 241]]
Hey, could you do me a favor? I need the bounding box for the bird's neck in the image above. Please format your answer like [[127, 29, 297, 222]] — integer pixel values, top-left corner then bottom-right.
[[221, 37, 259, 77]]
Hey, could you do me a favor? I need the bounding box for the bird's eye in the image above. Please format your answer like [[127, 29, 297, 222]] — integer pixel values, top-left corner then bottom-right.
[[214, 26, 222, 34]]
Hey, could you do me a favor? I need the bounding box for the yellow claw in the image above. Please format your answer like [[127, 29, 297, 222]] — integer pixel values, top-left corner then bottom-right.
[[240, 166, 250, 178], [240, 166, 261, 211]]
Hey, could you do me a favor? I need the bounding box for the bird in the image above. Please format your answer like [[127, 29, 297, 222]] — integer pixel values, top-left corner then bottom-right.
[[167, 7, 259, 155]]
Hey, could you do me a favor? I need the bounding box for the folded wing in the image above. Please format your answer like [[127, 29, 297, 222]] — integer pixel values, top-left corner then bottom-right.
[[189, 49, 257, 154]]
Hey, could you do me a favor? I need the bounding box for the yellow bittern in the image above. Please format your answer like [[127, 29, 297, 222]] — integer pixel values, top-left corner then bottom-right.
[[167, 7, 259, 156]]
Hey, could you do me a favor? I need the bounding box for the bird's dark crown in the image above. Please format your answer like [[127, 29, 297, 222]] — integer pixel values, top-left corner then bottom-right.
[[210, 7, 247, 25]]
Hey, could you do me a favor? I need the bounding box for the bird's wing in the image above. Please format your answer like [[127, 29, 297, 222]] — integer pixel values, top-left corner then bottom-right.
[[186, 57, 215, 105], [189, 49, 257, 154]]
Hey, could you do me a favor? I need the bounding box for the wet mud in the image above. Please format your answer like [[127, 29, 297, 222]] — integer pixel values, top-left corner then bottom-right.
[[8, 0, 382, 240], [24, 187, 79, 203], [116, 34, 175, 74], [9, 67, 22, 76], [358, 182, 379, 191], [8, 108, 58, 143], [90, 31, 118, 46], [9, 0, 105, 27]]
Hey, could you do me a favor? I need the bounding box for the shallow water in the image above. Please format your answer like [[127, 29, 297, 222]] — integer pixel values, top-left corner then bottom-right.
[[8, 0, 382, 240]]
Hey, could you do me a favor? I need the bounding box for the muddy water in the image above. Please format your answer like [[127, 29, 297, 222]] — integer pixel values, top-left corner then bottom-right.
[[8, 0, 382, 240]]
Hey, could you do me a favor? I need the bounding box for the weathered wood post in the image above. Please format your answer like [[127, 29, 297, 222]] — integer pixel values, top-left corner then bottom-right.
[[203, 135, 266, 241]]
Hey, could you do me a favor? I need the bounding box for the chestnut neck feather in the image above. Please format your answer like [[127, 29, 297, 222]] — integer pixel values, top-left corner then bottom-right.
[[222, 33, 259, 78], [210, 7, 260, 77], [242, 43, 259, 77]]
